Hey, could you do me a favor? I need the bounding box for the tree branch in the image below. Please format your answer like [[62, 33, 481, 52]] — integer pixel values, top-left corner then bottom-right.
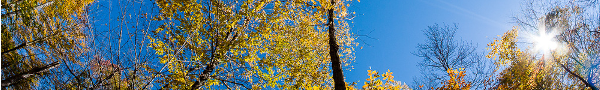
[[557, 62, 597, 90], [2, 29, 61, 55], [1, 42, 27, 55], [1, 1, 54, 18], [1, 61, 60, 87]]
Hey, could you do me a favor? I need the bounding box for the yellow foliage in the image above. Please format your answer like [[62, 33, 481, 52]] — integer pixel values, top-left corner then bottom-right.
[[437, 68, 471, 90], [2, 0, 93, 89], [487, 27, 522, 67], [148, 0, 357, 89], [361, 69, 411, 90]]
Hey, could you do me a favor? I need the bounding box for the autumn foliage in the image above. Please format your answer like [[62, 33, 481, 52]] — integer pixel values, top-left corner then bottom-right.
[[437, 68, 471, 90], [2, 0, 599, 89]]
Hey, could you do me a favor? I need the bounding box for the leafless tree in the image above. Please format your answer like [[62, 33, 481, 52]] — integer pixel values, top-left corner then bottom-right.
[[412, 23, 490, 90]]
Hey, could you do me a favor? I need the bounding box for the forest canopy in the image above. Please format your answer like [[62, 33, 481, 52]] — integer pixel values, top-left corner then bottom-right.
[[1, 0, 598, 90]]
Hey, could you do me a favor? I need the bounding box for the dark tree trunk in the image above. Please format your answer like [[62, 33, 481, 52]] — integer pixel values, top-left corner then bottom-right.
[[328, 0, 346, 90], [191, 31, 220, 89], [191, 61, 215, 89], [1, 61, 60, 87]]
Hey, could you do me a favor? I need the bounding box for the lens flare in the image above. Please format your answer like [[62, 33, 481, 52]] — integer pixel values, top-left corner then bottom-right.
[[531, 29, 558, 54]]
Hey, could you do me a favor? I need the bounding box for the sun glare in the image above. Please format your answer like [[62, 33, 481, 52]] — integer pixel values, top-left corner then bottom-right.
[[531, 28, 559, 54]]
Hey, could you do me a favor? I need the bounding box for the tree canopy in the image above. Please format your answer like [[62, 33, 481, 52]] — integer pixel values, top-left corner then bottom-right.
[[1, 0, 598, 90]]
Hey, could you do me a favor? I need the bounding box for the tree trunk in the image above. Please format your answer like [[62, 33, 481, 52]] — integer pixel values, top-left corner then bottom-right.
[[327, 0, 346, 90], [191, 61, 215, 89], [1, 61, 60, 87], [191, 34, 220, 89]]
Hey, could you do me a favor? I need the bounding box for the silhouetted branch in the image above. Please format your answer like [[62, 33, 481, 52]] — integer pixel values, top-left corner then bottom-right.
[[1, 61, 60, 87], [557, 62, 598, 90]]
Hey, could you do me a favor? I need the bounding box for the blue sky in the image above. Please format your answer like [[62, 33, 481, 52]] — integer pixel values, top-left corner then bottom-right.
[[345, 0, 522, 85], [85, 0, 524, 88]]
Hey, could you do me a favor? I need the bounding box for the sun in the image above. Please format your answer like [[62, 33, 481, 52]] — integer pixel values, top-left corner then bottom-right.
[[530, 28, 559, 54]]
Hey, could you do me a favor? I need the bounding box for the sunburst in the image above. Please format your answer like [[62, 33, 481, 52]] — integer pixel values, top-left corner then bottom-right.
[[531, 28, 559, 54]]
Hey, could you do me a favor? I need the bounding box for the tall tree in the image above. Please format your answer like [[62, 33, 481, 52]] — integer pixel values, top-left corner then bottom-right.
[[487, 26, 600, 89], [1, 0, 93, 89], [486, 28, 570, 89], [327, 0, 346, 89], [513, 0, 599, 89], [412, 23, 487, 89], [147, 0, 356, 89]]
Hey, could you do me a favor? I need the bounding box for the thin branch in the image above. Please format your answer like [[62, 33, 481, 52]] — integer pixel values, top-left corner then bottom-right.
[[214, 78, 250, 90], [2, 29, 61, 54], [1, 1, 54, 18]]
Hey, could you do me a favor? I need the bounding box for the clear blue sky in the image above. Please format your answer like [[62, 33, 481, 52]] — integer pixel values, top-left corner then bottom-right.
[[345, 0, 522, 85], [87, 0, 523, 88]]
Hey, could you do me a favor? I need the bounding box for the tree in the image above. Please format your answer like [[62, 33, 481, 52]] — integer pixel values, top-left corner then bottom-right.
[[327, 0, 347, 89], [1, 0, 93, 89], [487, 28, 540, 89], [147, 0, 356, 89], [487, 27, 588, 90], [413, 23, 487, 89], [513, 0, 599, 89]]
